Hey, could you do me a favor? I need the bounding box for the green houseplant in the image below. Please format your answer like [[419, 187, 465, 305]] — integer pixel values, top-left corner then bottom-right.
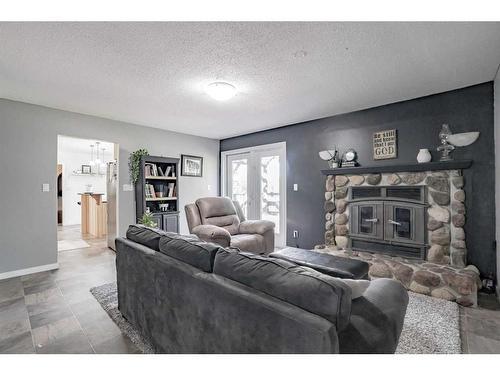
[[139, 211, 158, 228], [129, 148, 149, 184]]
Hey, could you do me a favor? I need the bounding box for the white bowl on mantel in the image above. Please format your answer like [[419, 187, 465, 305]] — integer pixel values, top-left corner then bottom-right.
[[447, 132, 479, 147], [318, 150, 336, 161]]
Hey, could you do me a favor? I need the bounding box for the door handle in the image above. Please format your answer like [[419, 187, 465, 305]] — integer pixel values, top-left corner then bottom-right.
[[364, 218, 378, 223], [388, 219, 401, 226]]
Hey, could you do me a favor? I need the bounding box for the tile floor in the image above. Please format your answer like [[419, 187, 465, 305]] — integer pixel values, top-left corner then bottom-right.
[[460, 293, 500, 353], [1, 225, 500, 354], [0, 226, 139, 354]]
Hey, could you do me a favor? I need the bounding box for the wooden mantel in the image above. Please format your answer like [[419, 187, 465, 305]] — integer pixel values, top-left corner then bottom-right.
[[321, 160, 472, 176]]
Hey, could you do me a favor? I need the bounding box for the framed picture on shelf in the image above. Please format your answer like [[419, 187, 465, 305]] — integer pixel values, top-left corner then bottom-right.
[[181, 155, 203, 177], [81, 165, 91, 174]]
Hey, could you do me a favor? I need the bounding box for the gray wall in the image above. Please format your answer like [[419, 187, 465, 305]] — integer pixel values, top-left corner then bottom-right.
[[495, 71, 500, 297], [0, 99, 219, 275], [221, 82, 496, 277]]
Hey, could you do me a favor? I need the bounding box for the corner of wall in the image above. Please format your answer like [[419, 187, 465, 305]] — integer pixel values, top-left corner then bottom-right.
[[494, 66, 500, 299]]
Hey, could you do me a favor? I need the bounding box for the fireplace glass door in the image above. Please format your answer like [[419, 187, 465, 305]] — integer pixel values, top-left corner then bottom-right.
[[350, 203, 383, 240], [384, 203, 425, 244]]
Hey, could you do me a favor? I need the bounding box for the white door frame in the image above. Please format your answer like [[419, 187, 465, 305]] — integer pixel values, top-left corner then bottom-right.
[[221, 142, 287, 247]]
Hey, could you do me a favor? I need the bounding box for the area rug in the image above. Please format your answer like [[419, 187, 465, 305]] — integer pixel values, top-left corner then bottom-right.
[[396, 291, 461, 354], [90, 283, 461, 354], [57, 239, 90, 252]]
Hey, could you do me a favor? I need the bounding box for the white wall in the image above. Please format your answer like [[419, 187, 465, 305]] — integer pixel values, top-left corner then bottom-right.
[[0, 99, 219, 276], [57, 137, 114, 226], [495, 69, 500, 299]]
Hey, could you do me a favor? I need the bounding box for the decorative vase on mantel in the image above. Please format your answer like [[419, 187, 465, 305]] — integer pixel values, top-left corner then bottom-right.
[[417, 148, 432, 163]]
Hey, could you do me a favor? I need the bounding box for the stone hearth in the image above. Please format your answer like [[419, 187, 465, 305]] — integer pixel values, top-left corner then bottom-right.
[[313, 246, 481, 306], [318, 167, 481, 306]]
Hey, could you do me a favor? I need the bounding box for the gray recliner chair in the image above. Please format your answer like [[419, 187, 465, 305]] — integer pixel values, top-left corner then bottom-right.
[[185, 197, 275, 255]]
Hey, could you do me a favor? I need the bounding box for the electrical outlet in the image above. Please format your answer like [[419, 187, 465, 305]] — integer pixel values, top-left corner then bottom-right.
[[293, 183, 298, 191], [42, 183, 50, 192], [293, 230, 299, 238]]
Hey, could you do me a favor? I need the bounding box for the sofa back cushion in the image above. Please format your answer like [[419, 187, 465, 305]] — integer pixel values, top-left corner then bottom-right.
[[126, 224, 174, 251], [213, 248, 352, 330], [159, 235, 222, 273], [196, 197, 240, 235]]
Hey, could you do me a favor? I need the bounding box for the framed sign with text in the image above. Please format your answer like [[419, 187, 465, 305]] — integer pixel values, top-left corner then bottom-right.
[[373, 129, 397, 160]]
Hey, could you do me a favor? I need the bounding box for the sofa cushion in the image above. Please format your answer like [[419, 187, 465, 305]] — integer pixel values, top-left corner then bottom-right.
[[196, 197, 240, 235], [213, 248, 352, 330], [159, 235, 222, 273], [126, 224, 175, 251]]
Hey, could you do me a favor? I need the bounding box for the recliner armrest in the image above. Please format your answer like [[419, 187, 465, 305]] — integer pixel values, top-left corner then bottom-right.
[[239, 220, 275, 235], [338, 278, 409, 353], [192, 225, 231, 248]]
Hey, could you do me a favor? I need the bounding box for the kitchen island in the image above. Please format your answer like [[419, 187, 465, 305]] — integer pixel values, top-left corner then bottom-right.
[[79, 193, 107, 237]]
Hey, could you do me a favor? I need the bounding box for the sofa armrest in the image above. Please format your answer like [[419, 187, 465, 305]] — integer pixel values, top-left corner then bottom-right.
[[192, 225, 231, 248], [337, 278, 409, 354], [239, 220, 275, 235]]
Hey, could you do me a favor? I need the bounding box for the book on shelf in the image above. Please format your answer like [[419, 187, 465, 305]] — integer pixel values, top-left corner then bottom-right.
[[167, 182, 175, 197], [157, 166, 164, 176], [144, 184, 152, 198], [165, 166, 172, 177], [145, 163, 159, 177], [145, 183, 156, 198]]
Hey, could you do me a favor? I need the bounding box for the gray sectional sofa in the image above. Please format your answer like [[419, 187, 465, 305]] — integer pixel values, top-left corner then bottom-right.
[[116, 225, 409, 354]]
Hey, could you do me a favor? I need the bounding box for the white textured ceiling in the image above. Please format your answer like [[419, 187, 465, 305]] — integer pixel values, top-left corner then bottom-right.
[[1, 22, 500, 139]]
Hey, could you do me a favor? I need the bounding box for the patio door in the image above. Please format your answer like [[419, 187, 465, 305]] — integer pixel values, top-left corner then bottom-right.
[[222, 142, 286, 248]]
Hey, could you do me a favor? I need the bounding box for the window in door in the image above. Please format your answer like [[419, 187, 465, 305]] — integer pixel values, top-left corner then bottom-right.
[[228, 156, 248, 218], [223, 143, 286, 247], [260, 155, 280, 234]]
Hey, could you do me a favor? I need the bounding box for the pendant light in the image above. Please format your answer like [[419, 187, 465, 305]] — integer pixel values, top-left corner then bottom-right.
[[89, 144, 95, 166]]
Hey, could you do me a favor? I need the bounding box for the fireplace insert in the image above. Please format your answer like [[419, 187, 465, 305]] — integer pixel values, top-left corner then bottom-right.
[[348, 186, 428, 259]]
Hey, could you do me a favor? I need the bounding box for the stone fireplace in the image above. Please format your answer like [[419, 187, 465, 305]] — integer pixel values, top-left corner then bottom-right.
[[317, 163, 481, 306]]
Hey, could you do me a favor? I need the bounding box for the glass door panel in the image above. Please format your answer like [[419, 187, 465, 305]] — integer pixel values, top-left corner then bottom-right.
[[227, 154, 249, 218], [359, 206, 375, 234], [394, 207, 411, 239], [260, 155, 280, 234], [224, 143, 286, 247]]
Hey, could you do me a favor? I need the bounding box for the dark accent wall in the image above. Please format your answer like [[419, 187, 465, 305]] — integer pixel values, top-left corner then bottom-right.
[[220, 82, 496, 277]]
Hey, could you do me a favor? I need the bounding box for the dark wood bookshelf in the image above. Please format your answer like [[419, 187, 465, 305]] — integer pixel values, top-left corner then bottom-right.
[[135, 155, 180, 233]]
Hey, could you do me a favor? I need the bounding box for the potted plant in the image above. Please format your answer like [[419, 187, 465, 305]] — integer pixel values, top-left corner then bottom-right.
[[129, 148, 149, 184], [139, 211, 158, 228]]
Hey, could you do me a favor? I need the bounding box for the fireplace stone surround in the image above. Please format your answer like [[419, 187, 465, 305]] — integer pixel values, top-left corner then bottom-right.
[[316, 162, 481, 306]]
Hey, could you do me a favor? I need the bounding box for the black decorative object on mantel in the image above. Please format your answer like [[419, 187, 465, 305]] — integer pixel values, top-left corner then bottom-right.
[[321, 160, 472, 175], [341, 148, 359, 168]]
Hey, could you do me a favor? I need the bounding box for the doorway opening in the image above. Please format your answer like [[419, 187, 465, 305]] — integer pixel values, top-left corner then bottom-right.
[[221, 142, 287, 248], [56, 135, 119, 253]]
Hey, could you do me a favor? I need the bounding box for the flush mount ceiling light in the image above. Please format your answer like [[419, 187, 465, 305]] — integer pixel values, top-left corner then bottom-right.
[[205, 81, 237, 101]]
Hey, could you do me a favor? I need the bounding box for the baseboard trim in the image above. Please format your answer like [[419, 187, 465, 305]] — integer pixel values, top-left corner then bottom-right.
[[0, 263, 59, 281]]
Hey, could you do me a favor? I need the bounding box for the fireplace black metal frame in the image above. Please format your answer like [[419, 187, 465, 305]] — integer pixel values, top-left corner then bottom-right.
[[347, 185, 429, 260]]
